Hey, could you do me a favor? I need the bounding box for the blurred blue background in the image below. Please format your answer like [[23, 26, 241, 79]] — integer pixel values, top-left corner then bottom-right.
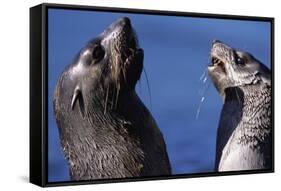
[[48, 8, 271, 182]]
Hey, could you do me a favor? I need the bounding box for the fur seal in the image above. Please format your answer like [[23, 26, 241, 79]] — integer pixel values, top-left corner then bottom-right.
[[208, 40, 272, 171], [53, 17, 171, 180]]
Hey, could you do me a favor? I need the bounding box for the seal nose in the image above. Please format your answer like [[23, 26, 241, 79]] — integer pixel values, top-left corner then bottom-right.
[[118, 17, 131, 27], [212, 39, 222, 45]]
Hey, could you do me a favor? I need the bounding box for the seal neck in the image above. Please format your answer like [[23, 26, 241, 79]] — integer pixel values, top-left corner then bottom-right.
[[226, 83, 272, 147]]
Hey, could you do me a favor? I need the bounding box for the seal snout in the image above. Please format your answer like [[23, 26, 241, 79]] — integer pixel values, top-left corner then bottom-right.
[[107, 17, 138, 50], [117, 17, 131, 27], [209, 41, 232, 70], [212, 39, 222, 45], [109, 17, 131, 29], [100, 17, 143, 89], [111, 17, 132, 34]]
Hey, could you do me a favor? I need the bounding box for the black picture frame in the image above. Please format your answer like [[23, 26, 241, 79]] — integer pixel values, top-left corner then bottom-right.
[[30, 3, 274, 187]]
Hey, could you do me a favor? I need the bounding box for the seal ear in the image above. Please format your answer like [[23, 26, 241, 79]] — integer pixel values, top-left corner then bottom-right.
[[71, 86, 85, 117]]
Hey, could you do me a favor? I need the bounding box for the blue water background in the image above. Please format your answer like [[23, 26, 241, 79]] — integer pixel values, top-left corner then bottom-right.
[[48, 9, 271, 182]]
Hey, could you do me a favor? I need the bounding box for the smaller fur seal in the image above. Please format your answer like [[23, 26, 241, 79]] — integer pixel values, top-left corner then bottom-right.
[[54, 17, 171, 180], [208, 40, 272, 171]]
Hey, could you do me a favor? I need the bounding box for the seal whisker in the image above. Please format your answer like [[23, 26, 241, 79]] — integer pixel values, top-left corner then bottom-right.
[[114, 83, 120, 109], [122, 64, 127, 84], [233, 67, 244, 105], [143, 67, 152, 109], [111, 84, 116, 110], [138, 75, 142, 95], [234, 87, 242, 105], [104, 84, 110, 114]]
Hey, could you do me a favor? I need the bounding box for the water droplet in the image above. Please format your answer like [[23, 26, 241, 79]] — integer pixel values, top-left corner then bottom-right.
[[196, 96, 205, 119], [200, 70, 207, 82], [203, 76, 207, 83]]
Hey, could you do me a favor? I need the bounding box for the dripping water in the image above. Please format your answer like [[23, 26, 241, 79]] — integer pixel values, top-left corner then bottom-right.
[[196, 68, 211, 119]]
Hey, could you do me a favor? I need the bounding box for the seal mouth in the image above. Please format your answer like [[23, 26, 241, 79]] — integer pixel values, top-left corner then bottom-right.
[[119, 20, 142, 64], [210, 56, 225, 67], [123, 31, 142, 66], [209, 56, 226, 74], [208, 41, 231, 73], [121, 37, 143, 89]]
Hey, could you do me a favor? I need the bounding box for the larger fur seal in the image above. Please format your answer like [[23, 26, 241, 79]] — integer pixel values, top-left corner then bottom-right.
[[53, 17, 171, 180], [208, 40, 272, 171]]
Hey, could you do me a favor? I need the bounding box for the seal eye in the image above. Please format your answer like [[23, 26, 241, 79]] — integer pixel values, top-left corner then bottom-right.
[[237, 57, 245, 66], [92, 45, 105, 62]]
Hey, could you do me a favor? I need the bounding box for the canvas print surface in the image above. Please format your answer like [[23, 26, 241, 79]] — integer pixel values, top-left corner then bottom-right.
[[47, 8, 272, 183]]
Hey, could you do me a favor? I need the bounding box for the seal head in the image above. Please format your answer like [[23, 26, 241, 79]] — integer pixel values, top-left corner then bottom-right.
[[67, 17, 144, 116], [208, 40, 270, 99]]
